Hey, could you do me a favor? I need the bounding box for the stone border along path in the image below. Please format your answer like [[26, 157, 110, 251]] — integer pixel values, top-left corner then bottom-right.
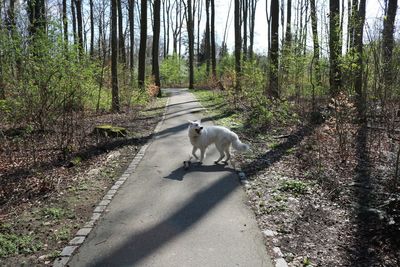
[[52, 97, 170, 267]]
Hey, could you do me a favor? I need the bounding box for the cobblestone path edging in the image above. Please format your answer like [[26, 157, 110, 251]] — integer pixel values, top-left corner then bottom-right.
[[52, 97, 170, 267]]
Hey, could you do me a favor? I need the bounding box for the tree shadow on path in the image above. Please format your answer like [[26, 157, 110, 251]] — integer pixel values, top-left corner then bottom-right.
[[89, 173, 240, 266], [164, 163, 235, 181]]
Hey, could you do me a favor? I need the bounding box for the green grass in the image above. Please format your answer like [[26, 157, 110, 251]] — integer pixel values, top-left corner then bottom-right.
[[54, 227, 70, 241], [279, 180, 309, 196], [0, 233, 42, 257]]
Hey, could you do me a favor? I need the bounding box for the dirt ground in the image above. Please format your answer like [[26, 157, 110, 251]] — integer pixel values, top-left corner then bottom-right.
[[0, 98, 166, 266]]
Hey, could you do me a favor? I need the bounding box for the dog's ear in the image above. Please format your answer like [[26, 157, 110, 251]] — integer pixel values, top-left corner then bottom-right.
[[197, 119, 201, 123], [188, 120, 194, 124]]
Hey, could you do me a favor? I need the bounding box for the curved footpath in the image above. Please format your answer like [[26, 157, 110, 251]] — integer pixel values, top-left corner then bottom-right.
[[61, 88, 273, 267]]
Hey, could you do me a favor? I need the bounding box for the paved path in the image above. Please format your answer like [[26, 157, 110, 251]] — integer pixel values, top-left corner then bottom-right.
[[68, 89, 273, 267]]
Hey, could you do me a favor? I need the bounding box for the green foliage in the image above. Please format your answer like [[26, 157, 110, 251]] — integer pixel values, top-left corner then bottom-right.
[[42, 207, 65, 220], [0, 233, 42, 257], [160, 54, 188, 86], [279, 180, 309, 196], [54, 227, 70, 241]]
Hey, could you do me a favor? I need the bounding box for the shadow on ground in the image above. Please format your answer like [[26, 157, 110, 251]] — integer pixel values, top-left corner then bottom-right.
[[90, 173, 239, 266]]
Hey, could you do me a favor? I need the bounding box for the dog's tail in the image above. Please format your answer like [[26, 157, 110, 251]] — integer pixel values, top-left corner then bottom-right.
[[232, 137, 250, 152]]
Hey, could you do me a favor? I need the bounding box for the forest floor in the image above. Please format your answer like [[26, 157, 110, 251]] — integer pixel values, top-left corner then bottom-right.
[[194, 89, 400, 267], [0, 98, 166, 266]]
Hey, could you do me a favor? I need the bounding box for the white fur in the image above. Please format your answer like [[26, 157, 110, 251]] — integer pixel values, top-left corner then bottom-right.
[[188, 119, 250, 164]]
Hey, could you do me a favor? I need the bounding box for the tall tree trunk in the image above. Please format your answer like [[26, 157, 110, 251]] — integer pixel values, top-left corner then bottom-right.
[[205, 0, 210, 75], [329, 0, 342, 96], [210, 0, 216, 78], [268, 0, 279, 98], [118, 0, 126, 63], [248, 0, 257, 59], [62, 0, 68, 46], [187, 0, 195, 89], [71, 0, 77, 46], [382, 0, 398, 103], [354, 0, 366, 119], [138, 0, 147, 88], [75, 0, 84, 56], [111, 0, 120, 112], [129, 0, 135, 70], [285, 0, 292, 48], [90, 0, 94, 57], [152, 0, 161, 90], [27, 0, 46, 37], [234, 0, 241, 91], [196, 0, 203, 62], [310, 0, 321, 86], [0, 0, 3, 99], [242, 0, 248, 60]]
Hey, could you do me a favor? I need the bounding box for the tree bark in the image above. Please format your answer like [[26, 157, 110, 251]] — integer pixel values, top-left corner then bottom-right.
[[90, 0, 95, 57], [310, 0, 321, 86], [75, 0, 84, 56], [71, 0, 77, 46], [234, 0, 241, 91], [248, 0, 257, 59], [268, 0, 279, 98], [62, 0, 68, 46], [111, 0, 120, 112], [129, 0, 135, 70], [205, 0, 210, 75], [382, 0, 398, 102], [118, 0, 126, 63], [352, 0, 366, 119], [329, 0, 342, 96], [152, 0, 161, 90], [186, 0, 195, 89], [138, 0, 147, 88], [210, 0, 216, 78]]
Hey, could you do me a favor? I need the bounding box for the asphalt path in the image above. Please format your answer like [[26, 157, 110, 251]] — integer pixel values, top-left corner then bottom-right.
[[68, 88, 273, 267]]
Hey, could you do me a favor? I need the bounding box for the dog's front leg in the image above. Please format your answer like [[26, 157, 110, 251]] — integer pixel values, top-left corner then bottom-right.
[[199, 148, 205, 163], [192, 146, 199, 160]]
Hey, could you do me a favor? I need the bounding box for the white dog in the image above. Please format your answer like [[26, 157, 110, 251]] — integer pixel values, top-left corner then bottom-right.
[[188, 119, 249, 164]]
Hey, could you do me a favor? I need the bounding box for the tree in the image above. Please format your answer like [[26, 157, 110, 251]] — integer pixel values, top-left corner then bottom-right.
[[27, 0, 46, 37], [62, 0, 68, 47], [329, 0, 342, 96], [118, 0, 126, 63], [381, 0, 398, 102], [75, 0, 84, 56], [234, 0, 241, 92], [128, 0, 135, 70], [248, 0, 258, 59], [90, 0, 94, 57], [152, 0, 161, 91], [111, 0, 120, 112], [186, 0, 195, 89], [267, 0, 279, 98], [210, 0, 216, 78], [205, 0, 211, 75], [353, 0, 366, 118], [138, 0, 147, 88], [71, 0, 77, 46], [310, 0, 321, 86]]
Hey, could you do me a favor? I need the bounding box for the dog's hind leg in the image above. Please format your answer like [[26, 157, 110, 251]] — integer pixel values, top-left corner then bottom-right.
[[214, 145, 225, 164], [223, 145, 231, 164], [192, 146, 199, 160]]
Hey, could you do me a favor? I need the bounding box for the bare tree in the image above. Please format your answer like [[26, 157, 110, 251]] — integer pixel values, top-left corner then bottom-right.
[[310, 0, 321, 86], [184, 0, 195, 88], [138, 0, 147, 88], [210, 0, 216, 77], [118, 0, 126, 63], [75, 0, 84, 56], [111, 0, 120, 111], [128, 0, 135, 70], [248, 0, 258, 59], [152, 0, 161, 89], [381, 0, 398, 102], [90, 0, 95, 57], [268, 0, 279, 98], [329, 0, 342, 96], [234, 0, 241, 91]]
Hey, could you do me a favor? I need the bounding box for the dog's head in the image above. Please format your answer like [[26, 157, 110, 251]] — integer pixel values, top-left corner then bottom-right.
[[188, 120, 203, 136]]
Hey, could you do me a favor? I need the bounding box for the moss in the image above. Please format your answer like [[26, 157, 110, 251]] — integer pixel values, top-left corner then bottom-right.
[[93, 124, 127, 138]]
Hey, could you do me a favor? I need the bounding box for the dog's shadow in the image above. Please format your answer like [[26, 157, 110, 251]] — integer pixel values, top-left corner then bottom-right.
[[163, 162, 235, 181]]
